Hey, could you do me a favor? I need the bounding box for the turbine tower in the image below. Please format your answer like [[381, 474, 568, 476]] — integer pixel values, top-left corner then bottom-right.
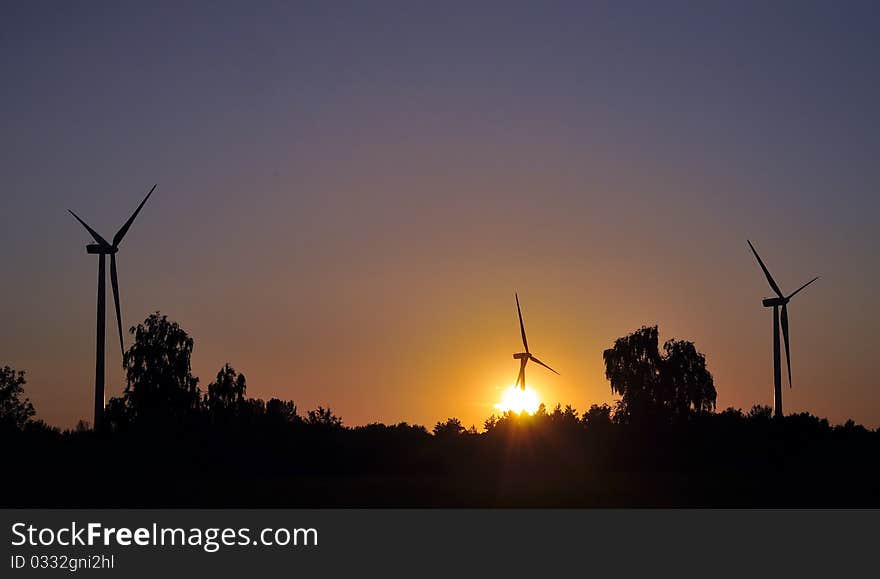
[[512, 293, 560, 390], [69, 185, 156, 432], [747, 240, 818, 419]]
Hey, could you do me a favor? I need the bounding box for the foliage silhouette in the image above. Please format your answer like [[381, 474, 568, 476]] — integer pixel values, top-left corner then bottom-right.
[[603, 326, 716, 423], [305, 406, 343, 429], [583, 403, 613, 428], [119, 312, 200, 427], [204, 363, 249, 428], [2, 316, 878, 507], [266, 398, 299, 425], [0, 365, 35, 431], [433, 417, 466, 437], [206, 364, 246, 411]]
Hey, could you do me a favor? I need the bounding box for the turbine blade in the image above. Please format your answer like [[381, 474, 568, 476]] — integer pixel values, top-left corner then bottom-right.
[[515, 292, 529, 353], [787, 276, 819, 300], [516, 359, 526, 390], [113, 184, 156, 247], [747, 240, 784, 298], [110, 254, 124, 359], [68, 210, 111, 248], [529, 355, 560, 375], [780, 304, 792, 388]]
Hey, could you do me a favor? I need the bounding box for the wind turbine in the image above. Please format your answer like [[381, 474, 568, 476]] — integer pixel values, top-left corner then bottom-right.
[[69, 185, 156, 432], [747, 240, 818, 419], [512, 293, 560, 390]]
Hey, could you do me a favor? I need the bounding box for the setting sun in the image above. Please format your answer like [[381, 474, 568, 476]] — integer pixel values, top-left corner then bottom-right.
[[495, 385, 541, 415]]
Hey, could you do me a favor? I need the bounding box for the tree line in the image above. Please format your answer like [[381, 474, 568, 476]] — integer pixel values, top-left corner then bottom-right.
[[0, 311, 872, 436], [3, 312, 878, 507]]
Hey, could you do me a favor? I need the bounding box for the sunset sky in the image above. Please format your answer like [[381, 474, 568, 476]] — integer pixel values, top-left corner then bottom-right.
[[2, 1, 878, 429]]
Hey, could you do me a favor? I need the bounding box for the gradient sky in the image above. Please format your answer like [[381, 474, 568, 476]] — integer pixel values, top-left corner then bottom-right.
[[2, 1, 879, 429]]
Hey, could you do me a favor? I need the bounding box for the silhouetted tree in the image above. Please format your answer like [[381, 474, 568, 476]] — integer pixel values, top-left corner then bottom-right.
[[582, 403, 613, 428], [603, 326, 663, 422], [719, 406, 744, 418], [122, 312, 200, 425], [603, 326, 715, 423], [237, 397, 266, 427], [305, 406, 342, 429], [433, 417, 465, 437], [205, 363, 247, 415], [747, 405, 773, 422], [662, 339, 716, 415], [104, 396, 131, 433], [835, 419, 869, 436], [0, 366, 35, 430], [550, 404, 580, 429], [266, 398, 299, 425]]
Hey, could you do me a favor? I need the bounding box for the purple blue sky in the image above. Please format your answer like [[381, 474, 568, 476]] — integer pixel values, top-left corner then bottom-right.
[[2, 1, 878, 428]]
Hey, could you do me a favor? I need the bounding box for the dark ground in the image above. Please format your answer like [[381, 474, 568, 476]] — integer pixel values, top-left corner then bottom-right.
[[4, 413, 879, 507]]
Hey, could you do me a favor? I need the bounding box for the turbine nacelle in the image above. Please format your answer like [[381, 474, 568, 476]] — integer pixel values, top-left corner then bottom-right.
[[513, 352, 530, 360], [762, 297, 787, 307], [86, 244, 118, 255]]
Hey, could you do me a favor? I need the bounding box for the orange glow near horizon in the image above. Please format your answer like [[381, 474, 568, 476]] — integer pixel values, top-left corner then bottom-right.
[[495, 385, 541, 415]]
